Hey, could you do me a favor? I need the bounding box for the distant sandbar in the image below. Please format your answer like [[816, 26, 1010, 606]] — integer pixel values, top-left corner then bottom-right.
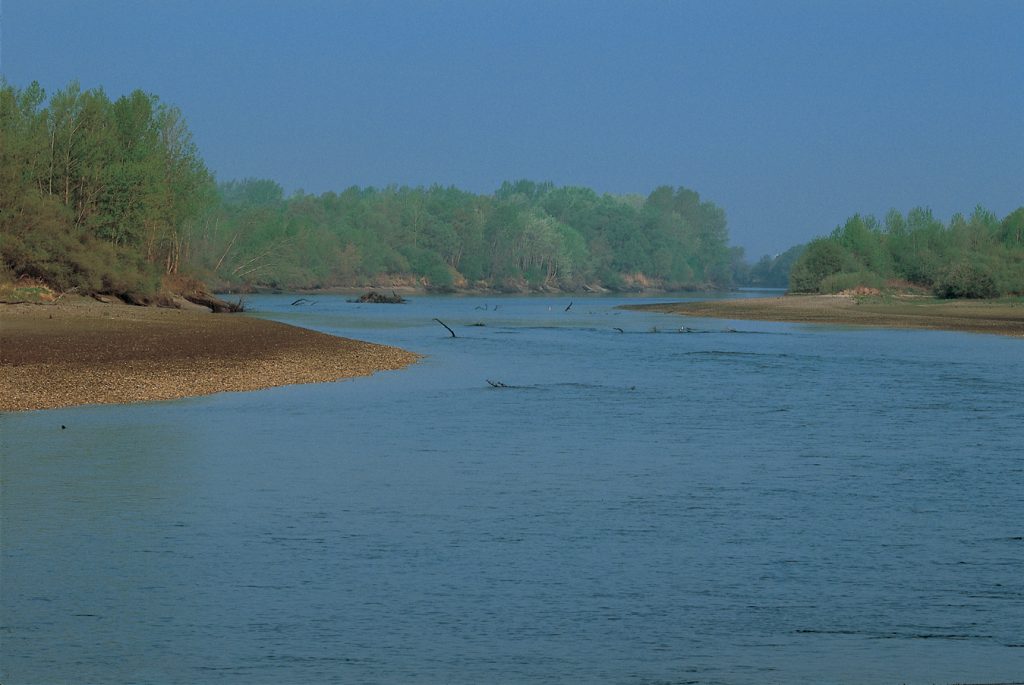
[[626, 295, 1024, 337]]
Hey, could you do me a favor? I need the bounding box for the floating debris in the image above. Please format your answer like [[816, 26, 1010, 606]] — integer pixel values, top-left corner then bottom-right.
[[350, 290, 406, 304]]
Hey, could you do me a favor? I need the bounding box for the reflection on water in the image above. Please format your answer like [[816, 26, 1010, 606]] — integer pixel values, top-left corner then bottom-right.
[[2, 294, 1023, 684]]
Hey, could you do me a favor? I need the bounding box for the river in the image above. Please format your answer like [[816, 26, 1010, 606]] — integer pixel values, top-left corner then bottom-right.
[[2, 294, 1022, 684]]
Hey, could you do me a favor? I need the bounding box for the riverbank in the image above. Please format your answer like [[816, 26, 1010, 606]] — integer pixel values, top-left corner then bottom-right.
[[220, 279, 718, 298], [0, 297, 420, 412], [628, 294, 1024, 337]]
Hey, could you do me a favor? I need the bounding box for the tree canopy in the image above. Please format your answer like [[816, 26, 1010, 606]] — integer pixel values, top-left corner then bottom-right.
[[1, 81, 740, 296], [35, 80, 1024, 300], [0, 80, 212, 298], [787, 206, 1024, 298], [188, 179, 737, 293]]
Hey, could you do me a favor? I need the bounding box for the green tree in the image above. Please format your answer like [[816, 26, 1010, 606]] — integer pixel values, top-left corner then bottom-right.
[[788, 239, 857, 292]]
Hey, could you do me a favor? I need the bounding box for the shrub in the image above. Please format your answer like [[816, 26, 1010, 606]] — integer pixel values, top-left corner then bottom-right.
[[933, 261, 999, 299], [400, 245, 454, 290], [819, 270, 885, 294], [788, 239, 858, 293]]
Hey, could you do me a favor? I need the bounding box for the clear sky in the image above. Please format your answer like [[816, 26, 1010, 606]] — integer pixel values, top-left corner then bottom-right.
[[2, 0, 1021, 258]]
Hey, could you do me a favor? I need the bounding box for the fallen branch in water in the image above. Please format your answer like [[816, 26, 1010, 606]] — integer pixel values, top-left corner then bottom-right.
[[433, 318, 457, 337], [486, 379, 510, 388]]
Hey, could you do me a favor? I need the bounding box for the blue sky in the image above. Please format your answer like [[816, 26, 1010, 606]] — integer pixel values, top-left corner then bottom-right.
[[2, 0, 1021, 257]]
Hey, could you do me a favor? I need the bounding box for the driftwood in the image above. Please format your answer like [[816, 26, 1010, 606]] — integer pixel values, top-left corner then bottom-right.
[[433, 318, 457, 337], [352, 290, 406, 304], [181, 291, 245, 313], [486, 379, 510, 388], [54, 286, 79, 302], [291, 298, 316, 306]]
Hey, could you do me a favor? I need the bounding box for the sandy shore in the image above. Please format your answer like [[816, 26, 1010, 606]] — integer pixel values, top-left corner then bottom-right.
[[627, 295, 1024, 337], [0, 297, 419, 412]]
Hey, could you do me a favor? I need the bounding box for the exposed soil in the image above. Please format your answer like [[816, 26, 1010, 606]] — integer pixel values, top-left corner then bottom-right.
[[0, 296, 419, 411], [626, 295, 1024, 337]]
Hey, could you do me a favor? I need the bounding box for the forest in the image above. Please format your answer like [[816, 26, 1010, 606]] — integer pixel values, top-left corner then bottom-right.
[[6, 80, 1019, 302], [196, 178, 736, 292], [1, 81, 738, 299], [788, 207, 1024, 297]]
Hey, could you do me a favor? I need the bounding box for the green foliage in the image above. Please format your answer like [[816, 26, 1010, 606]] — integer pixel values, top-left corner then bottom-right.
[[400, 244, 454, 290], [0, 79, 213, 297], [3, 81, 738, 295], [1000, 208, 1024, 248], [933, 260, 999, 299], [744, 244, 806, 287], [788, 205, 1024, 298], [819, 270, 885, 294], [190, 179, 737, 292], [788, 239, 857, 293], [831, 214, 893, 277]]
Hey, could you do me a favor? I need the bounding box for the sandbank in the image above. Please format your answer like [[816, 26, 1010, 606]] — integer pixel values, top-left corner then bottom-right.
[[0, 297, 419, 412], [627, 294, 1024, 337]]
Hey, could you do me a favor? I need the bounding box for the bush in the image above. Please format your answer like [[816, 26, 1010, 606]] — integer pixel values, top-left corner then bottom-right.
[[788, 239, 858, 293], [819, 270, 885, 294], [933, 261, 999, 299], [993, 259, 1024, 295], [400, 245, 453, 290]]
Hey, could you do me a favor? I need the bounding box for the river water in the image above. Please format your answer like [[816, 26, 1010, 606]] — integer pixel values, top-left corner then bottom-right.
[[2, 294, 1022, 684]]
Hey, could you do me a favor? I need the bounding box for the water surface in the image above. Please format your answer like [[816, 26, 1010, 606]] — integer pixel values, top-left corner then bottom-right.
[[2, 294, 1022, 684]]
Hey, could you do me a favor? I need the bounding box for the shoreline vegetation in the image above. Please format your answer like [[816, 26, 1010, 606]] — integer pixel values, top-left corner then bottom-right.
[[2, 82, 738, 302], [0, 297, 419, 412], [628, 294, 1024, 337], [784, 207, 1024, 297]]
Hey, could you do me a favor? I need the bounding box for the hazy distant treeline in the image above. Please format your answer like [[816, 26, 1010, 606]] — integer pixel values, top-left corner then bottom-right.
[[1, 80, 739, 297], [193, 179, 736, 292], [732, 244, 805, 289], [789, 207, 1024, 297]]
